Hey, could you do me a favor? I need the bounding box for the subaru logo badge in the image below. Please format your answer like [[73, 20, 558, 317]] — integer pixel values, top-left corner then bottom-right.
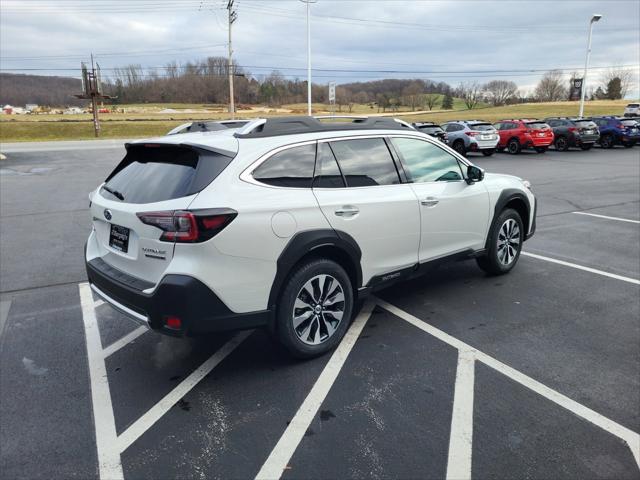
[[104, 209, 112, 221]]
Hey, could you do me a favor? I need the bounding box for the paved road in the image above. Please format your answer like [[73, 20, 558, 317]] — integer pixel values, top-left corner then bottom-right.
[[1, 142, 639, 479]]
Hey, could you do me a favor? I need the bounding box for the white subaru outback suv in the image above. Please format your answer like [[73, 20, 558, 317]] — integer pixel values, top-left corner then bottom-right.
[[86, 116, 536, 358]]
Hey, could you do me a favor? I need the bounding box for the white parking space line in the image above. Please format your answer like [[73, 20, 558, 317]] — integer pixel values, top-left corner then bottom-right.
[[522, 252, 640, 285], [80, 280, 254, 479], [102, 326, 148, 359], [93, 299, 105, 308], [79, 283, 124, 480], [117, 329, 252, 453], [255, 300, 376, 480], [378, 299, 640, 473], [573, 211, 640, 224], [446, 350, 475, 480]]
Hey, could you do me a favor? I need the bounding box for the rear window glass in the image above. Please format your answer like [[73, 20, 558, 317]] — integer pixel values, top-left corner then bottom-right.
[[417, 125, 442, 133], [469, 123, 494, 131], [253, 144, 317, 188], [102, 145, 233, 204], [330, 138, 400, 187], [574, 120, 597, 128], [627, 104, 639, 108], [526, 122, 549, 129]]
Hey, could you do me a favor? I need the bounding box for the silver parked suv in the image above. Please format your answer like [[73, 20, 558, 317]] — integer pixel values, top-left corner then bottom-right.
[[442, 120, 500, 157]]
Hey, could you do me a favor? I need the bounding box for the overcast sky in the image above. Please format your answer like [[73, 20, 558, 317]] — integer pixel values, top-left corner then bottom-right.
[[1, 0, 639, 97]]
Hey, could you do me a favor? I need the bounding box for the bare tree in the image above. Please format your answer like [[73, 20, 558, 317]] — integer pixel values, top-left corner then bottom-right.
[[424, 93, 439, 110], [484, 80, 518, 106], [458, 81, 482, 110], [534, 70, 567, 102], [599, 67, 634, 99], [401, 81, 424, 111]]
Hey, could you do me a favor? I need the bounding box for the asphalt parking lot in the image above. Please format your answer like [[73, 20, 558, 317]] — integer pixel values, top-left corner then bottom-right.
[[1, 141, 639, 480]]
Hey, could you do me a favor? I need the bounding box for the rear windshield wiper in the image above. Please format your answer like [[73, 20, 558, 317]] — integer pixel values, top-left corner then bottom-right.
[[102, 185, 125, 201]]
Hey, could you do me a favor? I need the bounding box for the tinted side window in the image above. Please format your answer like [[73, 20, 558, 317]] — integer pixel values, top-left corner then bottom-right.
[[391, 138, 463, 183], [330, 138, 400, 187], [313, 143, 345, 188], [253, 144, 316, 188]]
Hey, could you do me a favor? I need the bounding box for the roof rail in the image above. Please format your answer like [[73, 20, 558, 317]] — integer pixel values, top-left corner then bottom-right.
[[234, 116, 414, 138]]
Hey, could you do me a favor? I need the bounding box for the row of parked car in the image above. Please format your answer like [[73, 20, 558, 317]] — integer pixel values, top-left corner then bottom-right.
[[413, 116, 640, 156]]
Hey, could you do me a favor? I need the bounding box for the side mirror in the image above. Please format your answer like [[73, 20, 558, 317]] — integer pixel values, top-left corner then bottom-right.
[[466, 165, 485, 184]]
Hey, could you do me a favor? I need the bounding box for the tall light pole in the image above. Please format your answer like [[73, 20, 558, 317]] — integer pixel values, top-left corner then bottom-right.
[[301, 0, 317, 116], [579, 13, 602, 118], [227, 0, 237, 119]]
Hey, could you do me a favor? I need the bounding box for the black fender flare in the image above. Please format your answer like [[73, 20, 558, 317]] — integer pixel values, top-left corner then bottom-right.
[[485, 189, 531, 249], [267, 229, 362, 313]]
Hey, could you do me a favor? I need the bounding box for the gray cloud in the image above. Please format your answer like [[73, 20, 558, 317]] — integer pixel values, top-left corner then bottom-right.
[[1, 0, 639, 96]]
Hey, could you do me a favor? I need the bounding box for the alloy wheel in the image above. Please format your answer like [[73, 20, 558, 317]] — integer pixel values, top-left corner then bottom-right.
[[497, 218, 521, 265], [292, 274, 345, 345]]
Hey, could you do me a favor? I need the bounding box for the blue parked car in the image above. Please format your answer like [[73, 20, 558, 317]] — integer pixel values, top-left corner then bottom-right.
[[591, 116, 640, 148]]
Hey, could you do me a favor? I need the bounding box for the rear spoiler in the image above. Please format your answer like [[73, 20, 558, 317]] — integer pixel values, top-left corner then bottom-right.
[[124, 141, 237, 158]]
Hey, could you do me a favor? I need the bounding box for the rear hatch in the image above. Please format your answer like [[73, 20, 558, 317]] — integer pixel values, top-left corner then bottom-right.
[[468, 123, 498, 143], [89, 142, 235, 284], [573, 119, 598, 137], [525, 121, 553, 138], [620, 119, 640, 135]]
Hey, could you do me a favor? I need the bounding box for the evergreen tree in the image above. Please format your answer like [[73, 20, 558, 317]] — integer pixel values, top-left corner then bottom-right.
[[606, 78, 622, 100], [442, 92, 454, 109]]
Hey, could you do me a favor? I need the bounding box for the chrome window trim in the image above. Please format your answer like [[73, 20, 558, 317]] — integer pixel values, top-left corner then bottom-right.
[[239, 131, 473, 189]]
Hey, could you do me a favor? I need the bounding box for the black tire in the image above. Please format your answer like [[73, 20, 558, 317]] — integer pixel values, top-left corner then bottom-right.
[[507, 138, 521, 155], [554, 136, 569, 151], [580, 144, 593, 151], [600, 134, 614, 149], [275, 258, 353, 359], [453, 140, 467, 156], [496, 147, 505, 153], [622, 141, 636, 148], [476, 208, 524, 276], [481, 149, 495, 157], [534, 147, 547, 153]]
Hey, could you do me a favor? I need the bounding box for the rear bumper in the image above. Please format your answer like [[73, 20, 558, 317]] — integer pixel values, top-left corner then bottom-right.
[[86, 257, 269, 336], [527, 137, 553, 147]]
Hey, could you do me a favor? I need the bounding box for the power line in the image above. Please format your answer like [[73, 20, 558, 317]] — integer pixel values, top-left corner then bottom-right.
[[2, 63, 637, 75]]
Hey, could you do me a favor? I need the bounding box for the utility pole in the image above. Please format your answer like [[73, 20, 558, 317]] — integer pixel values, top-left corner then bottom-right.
[[75, 53, 113, 137], [300, 0, 317, 116], [579, 14, 603, 118], [227, 0, 237, 119]]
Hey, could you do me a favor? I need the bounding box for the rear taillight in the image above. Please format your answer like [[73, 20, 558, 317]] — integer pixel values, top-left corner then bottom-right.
[[465, 131, 478, 137], [137, 209, 237, 243], [568, 127, 577, 132], [616, 124, 625, 129]]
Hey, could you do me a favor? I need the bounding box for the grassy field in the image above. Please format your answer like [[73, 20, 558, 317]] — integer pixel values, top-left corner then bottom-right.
[[0, 99, 634, 143]]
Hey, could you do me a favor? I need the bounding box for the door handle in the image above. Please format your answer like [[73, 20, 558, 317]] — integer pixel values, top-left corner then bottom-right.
[[334, 206, 359, 217], [421, 197, 440, 207]]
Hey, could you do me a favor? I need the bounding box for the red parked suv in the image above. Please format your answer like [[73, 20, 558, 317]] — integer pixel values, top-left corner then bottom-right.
[[494, 119, 554, 154]]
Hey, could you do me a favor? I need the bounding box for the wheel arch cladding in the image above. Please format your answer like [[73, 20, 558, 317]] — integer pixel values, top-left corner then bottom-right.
[[267, 229, 362, 313], [486, 189, 530, 249]]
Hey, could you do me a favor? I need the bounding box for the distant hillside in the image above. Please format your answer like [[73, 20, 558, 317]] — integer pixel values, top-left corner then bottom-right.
[[0, 73, 85, 107]]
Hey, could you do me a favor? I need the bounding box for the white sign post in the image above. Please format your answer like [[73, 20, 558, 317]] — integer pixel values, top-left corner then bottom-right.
[[328, 82, 336, 117]]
